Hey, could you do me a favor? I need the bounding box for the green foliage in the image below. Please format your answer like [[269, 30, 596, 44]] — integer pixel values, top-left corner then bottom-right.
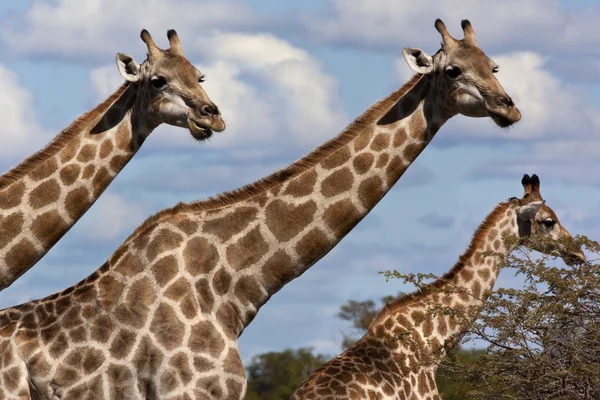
[[441, 235, 600, 399], [245, 348, 330, 400], [337, 294, 400, 349]]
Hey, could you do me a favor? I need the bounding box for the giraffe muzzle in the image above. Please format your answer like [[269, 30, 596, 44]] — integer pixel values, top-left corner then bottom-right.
[[187, 113, 226, 141], [488, 106, 521, 128]]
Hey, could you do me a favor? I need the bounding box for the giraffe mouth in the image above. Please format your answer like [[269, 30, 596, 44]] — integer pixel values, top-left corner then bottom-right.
[[489, 107, 521, 128], [489, 111, 514, 128], [188, 119, 214, 141]]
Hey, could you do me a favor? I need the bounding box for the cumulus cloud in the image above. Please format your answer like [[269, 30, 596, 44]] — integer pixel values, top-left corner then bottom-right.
[[88, 32, 348, 158], [72, 192, 146, 241], [0, 0, 261, 60], [308, 0, 600, 56], [0, 65, 48, 160]]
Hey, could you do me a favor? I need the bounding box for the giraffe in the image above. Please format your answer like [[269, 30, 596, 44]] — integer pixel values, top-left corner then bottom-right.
[[0, 19, 521, 399], [0, 28, 225, 291], [291, 174, 586, 400]]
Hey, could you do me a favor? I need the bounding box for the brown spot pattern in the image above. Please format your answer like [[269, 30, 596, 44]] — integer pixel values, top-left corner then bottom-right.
[[323, 199, 360, 238], [283, 170, 318, 198], [321, 146, 352, 170], [150, 303, 185, 350], [265, 199, 317, 242], [28, 180, 60, 209], [59, 164, 81, 186], [64, 187, 90, 220], [77, 144, 96, 162], [0, 182, 26, 209], [31, 211, 67, 249], [183, 237, 219, 276], [353, 153, 374, 175], [320, 168, 354, 198], [226, 226, 269, 270], [203, 207, 258, 242], [30, 158, 57, 181], [370, 133, 390, 152], [357, 176, 385, 209]]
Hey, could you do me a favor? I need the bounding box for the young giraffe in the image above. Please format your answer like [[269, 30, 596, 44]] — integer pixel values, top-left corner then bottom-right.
[[0, 19, 520, 399], [0, 29, 225, 291], [291, 174, 586, 400]]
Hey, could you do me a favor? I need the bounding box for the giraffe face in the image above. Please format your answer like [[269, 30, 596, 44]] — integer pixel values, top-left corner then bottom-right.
[[402, 19, 521, 128], [515, 174, 585, 266], [116, 29, 225, 141]]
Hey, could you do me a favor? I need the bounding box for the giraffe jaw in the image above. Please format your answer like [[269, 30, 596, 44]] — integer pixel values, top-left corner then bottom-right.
[[489, 112, 512, 128], [188, 119, 214, 141]]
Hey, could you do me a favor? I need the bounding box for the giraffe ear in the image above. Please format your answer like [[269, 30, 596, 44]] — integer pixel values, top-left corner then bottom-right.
[[517, 200, 544, 221], [402, 48, 434, 74], [116, 53, 141, 82]]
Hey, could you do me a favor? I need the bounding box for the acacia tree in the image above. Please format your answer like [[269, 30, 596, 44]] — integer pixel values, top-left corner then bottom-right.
[[390, 235, 600, 399], [452, 235, 600, 399]]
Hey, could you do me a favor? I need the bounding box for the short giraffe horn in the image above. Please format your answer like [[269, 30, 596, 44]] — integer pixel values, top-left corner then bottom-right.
[[167, 29, 184, 55], [434, 18, 458, 48], [461, 19, 478, 45], [530, 174, 540, 193], [140, 29, 161, 59], [522, 174, 532, 195]]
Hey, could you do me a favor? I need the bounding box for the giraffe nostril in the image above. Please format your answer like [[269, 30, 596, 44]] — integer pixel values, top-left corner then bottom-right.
[[501, 96, 514, 107], [201, 104, 220, 117]]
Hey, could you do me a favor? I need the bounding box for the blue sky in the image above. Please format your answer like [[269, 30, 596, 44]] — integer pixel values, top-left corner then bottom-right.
[[2, 0, 600, 362]]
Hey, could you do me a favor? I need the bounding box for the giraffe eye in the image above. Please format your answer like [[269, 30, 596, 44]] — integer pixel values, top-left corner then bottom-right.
[[445, 66, 461, 79], [198, 75, 206, 83], [151, 76, 166, 89], [492, 65, 499, 73], [541, 219, 556, 228]]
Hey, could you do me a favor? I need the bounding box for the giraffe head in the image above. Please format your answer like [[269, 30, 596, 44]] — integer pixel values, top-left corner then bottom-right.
[[512, 174, 585, 266], [402, 19, 520, 128], [115, 29, 225, 141]]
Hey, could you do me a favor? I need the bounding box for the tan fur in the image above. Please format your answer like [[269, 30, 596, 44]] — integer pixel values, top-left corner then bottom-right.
[[0, 84, 129, 189], [122, 74, 424, 243]]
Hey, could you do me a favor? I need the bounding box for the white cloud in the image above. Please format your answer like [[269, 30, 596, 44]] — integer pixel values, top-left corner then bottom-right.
[[309, 0, 600, 55], [88, 32, 348, 157], [0, 0, 259, 60], [0, 64, 47, 159], [73, 192, 146, 241]]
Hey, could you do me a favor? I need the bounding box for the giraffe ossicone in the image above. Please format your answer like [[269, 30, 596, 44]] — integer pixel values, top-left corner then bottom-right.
[[0, 19, 520, 399], [291, 174, 585, 400], [0, 29, 225, 291]]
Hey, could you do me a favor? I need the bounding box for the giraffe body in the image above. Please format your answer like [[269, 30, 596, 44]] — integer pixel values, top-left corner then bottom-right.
[[0, 19, 521, 399], [0, 29, 224, 291], [291, 174, 585, 399]]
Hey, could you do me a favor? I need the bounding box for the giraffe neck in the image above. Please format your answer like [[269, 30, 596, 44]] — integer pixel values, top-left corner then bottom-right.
[[0, 83, 149, 290], [131, 73, 453, 335], [367, 201, 518, 357]]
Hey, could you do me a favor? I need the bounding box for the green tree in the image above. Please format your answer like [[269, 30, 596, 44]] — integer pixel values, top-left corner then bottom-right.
[[337, 294, 398, 349], [443, 235, 600, 399], [245, 348, 330, 400]]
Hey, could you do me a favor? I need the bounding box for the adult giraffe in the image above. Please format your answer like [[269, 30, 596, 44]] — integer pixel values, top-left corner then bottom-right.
[[291, 174, 586, 399], [0, 29, 225, 291], [0, 19, 519, 399]]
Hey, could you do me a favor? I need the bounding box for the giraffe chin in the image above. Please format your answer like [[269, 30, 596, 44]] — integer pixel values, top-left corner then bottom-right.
[[489, 111, 515, 128], [188, 119, 214, 141]]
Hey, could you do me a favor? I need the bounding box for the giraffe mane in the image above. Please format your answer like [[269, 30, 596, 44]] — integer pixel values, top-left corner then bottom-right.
[[123, 74, 424, 244], [0, 83, 131, 189], [381, 200, 513, 316]]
